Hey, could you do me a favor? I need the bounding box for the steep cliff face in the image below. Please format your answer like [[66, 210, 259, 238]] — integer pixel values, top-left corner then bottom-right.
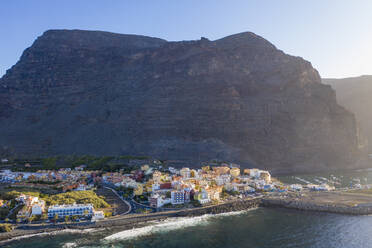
[[0, 29, 360, 173], [324, 76, 372, 152]]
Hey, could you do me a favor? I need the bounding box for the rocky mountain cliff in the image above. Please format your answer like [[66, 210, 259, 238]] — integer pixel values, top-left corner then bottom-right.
[[324, 76, 372, 152], [0, 29, 361, 173]]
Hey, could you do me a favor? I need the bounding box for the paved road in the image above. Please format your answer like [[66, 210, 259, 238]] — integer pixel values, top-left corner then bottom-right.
[[6, 203, 21, 219], [103, 186, 132, 215]]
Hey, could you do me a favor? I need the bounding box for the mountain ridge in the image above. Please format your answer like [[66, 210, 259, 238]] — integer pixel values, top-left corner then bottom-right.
[[0, 29, 362, 173]]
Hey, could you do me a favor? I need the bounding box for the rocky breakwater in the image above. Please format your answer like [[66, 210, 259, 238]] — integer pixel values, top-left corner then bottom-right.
[[174, 198, 261, 217], [262, 197, 372, 215]]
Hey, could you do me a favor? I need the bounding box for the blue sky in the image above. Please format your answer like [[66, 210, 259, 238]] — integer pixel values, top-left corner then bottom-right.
[[1, 0, 372, 78]]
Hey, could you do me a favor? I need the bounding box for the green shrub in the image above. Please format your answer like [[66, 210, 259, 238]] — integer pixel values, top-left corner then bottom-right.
[[46, 190, 110, 209], [42, 157, 57, 169], [0, 209, 9, 219], [0, 224, 14, 232]]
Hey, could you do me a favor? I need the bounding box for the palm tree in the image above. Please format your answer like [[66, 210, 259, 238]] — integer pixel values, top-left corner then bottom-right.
[[41, 213, 48, 220], [28, 216, 35, 223], [53, 214, 59, 223]]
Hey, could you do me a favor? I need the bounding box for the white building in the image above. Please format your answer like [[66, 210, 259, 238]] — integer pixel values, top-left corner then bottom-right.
[[74, 184, 87, 191], [122, 177, 137, 188], [215, 174, 231, 186], [307, 184, 334, 191], [290, 184, 303, 191], [244, 186, 256, 193], [180, 168, 191, 179], [144, 168, 153, 175], [31, 203, 44, 215], [195, 189, 210, 204], [171, 190, 185, 205], [223, 183, 234, 191], [152, 183, 161, 192], [249, 169, 261, 178], [48, 204, 94, 218], [168, 167, 179, 175], [183, 188, 192, 202], [92, 210, 105, 220], [16, 195, 46, 218], [74, 165, 87, 171], [150, 194, 171, 208]]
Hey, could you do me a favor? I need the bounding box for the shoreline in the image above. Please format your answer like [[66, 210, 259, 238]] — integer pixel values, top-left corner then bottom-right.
[[2, 192, 372, 244], [0, 198, 261, 244]]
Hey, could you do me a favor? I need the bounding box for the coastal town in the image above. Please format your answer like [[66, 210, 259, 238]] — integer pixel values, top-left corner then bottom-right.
[[0, 156, 344, 234]]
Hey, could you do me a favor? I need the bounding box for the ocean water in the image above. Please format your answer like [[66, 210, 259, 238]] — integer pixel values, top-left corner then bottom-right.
[[4, 207, 372, 248], [277, 168, 372, 188]]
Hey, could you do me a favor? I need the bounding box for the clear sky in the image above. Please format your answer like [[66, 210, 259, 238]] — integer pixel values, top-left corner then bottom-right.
[[1, 0, 372, 78]]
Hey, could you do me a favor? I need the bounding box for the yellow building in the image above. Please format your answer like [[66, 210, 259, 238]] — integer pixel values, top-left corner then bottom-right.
[[213, 166, 230, 175], [230, 167, 241, 177], [207, 185, 223, 201], [134, 184, 144, 196], [161, 173, 171, 182], [152, 171, 162, 183], [145, 180, 154, 193], [260, 171, 271, 183], [201, 166, 210, 172], [243, 169, 250, 175]]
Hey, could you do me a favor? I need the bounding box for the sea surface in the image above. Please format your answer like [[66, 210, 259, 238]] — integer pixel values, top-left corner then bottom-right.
[[5, 169, 372, 248], [277, 168, 372, 188], [5, 207, 372, 248]]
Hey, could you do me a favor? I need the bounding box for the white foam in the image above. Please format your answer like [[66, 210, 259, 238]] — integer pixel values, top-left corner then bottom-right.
[[1, 228, 102, 243], [62, 242, 77, 248], [104, 209, 256, 241]]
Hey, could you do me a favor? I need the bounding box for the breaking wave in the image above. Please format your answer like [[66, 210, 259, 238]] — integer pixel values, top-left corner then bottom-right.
[[1, 228, 102, 244], [62, 242, 78, 248], [104, 209, 256, 241]]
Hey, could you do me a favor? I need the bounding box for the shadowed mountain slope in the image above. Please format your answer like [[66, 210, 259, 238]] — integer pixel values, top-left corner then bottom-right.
[[0, 29, 361, 173]]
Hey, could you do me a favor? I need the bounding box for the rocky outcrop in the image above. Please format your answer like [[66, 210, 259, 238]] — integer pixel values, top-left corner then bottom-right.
[[0, 29, 361, 173]]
